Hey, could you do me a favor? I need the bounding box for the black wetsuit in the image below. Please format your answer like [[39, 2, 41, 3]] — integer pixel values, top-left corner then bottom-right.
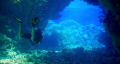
[[21, 29, 43, 44]]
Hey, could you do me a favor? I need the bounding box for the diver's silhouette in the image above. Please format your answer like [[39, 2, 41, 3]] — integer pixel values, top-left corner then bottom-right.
[[9, 10, 43, 44]]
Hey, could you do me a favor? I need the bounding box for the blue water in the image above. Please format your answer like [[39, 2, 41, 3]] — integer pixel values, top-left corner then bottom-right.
[[53, 0, 102, 26]]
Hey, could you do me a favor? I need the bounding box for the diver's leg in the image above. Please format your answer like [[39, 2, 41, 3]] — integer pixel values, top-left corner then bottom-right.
[[9, 10, 23, 37], [31, 17, 39, 43], [31, 26, 35, 43], [18, 22, 23, 37]]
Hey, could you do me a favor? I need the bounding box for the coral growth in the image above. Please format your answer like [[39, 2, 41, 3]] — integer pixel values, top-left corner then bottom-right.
[[1, 47, 120, 64], [44, 20, 105, 50]]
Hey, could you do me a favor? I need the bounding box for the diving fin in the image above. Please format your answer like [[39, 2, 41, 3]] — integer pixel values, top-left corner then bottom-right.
[[32, 17, 39, 27], [9, 10, 23, 23]]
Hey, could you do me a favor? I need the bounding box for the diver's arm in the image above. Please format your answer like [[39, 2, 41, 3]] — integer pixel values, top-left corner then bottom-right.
[[18, 22, 23, 36], [31, 26, 35, 43]]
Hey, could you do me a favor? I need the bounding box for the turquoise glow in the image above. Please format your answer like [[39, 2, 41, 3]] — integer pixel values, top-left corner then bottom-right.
[[55, 0, 102, 26]]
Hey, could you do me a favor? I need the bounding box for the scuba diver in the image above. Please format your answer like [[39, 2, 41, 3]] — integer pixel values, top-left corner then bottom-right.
[[9, 10, 43, 45]]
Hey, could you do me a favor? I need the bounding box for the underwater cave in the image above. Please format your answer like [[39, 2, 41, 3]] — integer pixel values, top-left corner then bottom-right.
[[0, 0, 120, 64], [40, 0, 105, 50]]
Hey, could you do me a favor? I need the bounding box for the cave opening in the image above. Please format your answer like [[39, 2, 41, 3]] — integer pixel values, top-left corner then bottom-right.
[[52, 0, 103, 26], [41, 0, 107, 51]]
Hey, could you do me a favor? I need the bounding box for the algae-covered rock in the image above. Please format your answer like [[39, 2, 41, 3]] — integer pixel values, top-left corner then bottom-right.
[[0, 33, 12, 50]]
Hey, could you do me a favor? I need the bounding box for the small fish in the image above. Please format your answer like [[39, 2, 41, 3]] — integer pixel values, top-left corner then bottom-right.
[[98, 15, 105, 18], [13, 0, 21, 3], [98, 14, 105, 23], [99, 18, 104, 23]]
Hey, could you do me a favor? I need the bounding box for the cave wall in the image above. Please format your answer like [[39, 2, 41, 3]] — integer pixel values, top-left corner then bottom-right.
[[82, 0, 120, 53]]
